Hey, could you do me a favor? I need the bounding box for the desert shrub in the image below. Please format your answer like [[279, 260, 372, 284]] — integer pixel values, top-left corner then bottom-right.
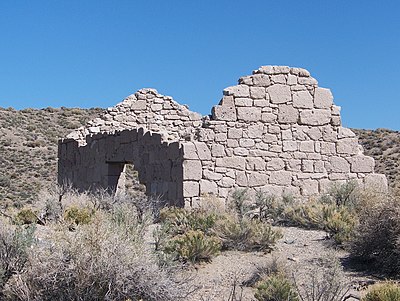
[[3, 206, 187, 301], [14, 208, 38, 225], [362, 282, 400, 301], [255, 274, 299, 301], [164, 230, 221, 263], [231, 188, 250, 219], [159, 207, 218, 236], [214, 215, 282, 252], [294, 254, 349, 301], [0, 220, 35, 293], [63, 205, 94, 226], [350, 193, 400, 276]]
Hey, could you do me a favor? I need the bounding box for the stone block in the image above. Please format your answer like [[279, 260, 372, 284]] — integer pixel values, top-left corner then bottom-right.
[[235, 98, 253, 107], [203, 170, 223, 181], [269, 171, 292, 185], [299, 141, 314, 153], [252, 74, 271, 87], [237, 107, 262, 122], [287, 74, 297, 85], [271, 74, 286, 84], [234, 147, 250, 156], [263, 133, 278, 143], [183, 160, 202, 180], [349, 155, 375, 173], [287, 159, 301, 171], [198, 128, 215, 142], [215, 133, 227, 142], [329, 156, 350, 173], [212, 105, 237, 121], [338, 127, 356, 139], [261, 113, 277, 123], [250, 87, 266, 99], [183, 181, 199, 197], [248, 124, 264, 138], [290, 67, 311, 77], [337, 138, 359, 155], [228, 128, 243, 139], [305, 127, 322, 140], [254, 99, 269, 107], [267, 158, 285, 171], [236, 171, 248, 186], [220, 176, 235, 188], [200, 179, 218, 195], [216, 156, 246, 170], [240, 138, 255, 148], [238, 76, 253, 85], [293, 90, 313, 109], [248, 172, 269, 187], [223, 85, 250, 97], [258, 65, 290, 74], [298, 77, 318, 85], [302, 160, 314, 172], [283, 141, 298, 152], [278, 105, 299, 124], [194, 142, 212, 160], [299, 109, 331, 125], [301, 179, 319, 196], [182, 142, 199, 160], [363, 174, 388, 192], [281, 129, 292, 140], [267, 84, 291, 104], [246, 157, 265, 171], [314, 88, 333, 109], [211, 144, 226, 157], [130, 100, 147, 110]]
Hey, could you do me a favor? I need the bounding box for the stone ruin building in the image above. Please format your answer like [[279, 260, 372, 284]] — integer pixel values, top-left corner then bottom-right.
[[58, 65, 387, 207]]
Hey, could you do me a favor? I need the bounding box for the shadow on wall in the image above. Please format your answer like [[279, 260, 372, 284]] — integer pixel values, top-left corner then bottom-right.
[[58, 128, 184, 207]]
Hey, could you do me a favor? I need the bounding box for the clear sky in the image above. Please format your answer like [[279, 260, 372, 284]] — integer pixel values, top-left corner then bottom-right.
[[0, 1, 399, 130]]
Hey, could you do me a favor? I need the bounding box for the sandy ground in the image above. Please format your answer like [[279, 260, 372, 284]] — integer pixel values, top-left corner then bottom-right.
[[167, 226, 377, 301]]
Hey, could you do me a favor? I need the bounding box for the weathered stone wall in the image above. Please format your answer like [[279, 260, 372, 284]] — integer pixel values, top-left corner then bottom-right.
[[59, 66, 387, 207], [181, 66, 387, 206], [67, 88, 202, 145], [58, 128, 184, 206]]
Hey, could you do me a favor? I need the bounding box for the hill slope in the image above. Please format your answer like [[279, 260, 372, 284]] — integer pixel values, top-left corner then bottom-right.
[[0, 107, 399, 207], [0, 107, 102, 207]]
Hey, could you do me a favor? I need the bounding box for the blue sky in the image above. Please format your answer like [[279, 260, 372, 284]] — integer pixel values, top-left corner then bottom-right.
[[0, 1, 399, 130]]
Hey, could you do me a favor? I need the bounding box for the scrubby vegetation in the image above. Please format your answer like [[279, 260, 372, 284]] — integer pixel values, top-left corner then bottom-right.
[[155, 196, 282, 263], [362, 282, 400, 301], [0, 188, 191, 301]]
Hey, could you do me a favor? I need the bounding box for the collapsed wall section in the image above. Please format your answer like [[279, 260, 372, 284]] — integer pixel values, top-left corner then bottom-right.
[[58, 128, 184, 206], [182, 66, 387, 206], [67, 88, 202, 145]]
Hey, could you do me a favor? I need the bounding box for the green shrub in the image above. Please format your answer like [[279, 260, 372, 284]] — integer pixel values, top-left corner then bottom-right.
[[159, 207, 218, 235], [255, 274, 299, 301], [363, 282, 400, 301], [14, 208, 38, 225], [164, 230, 221, 263], [281, 195, 358, 244], [214, 215, 282, 252], [63, 206, 94, 226]]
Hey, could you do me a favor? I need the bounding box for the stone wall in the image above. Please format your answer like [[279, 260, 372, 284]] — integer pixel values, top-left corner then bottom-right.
[[58, 128, 184, 206], [58, 65, 387, 207]]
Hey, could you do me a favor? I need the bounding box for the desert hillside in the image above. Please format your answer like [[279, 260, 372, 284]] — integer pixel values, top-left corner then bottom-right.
[[0, 107, 399, 207], [0, 107, 102, 207]]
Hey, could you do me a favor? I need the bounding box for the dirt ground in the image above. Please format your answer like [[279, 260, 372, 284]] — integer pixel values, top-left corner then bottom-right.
[[169, 226, 378, 301]]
